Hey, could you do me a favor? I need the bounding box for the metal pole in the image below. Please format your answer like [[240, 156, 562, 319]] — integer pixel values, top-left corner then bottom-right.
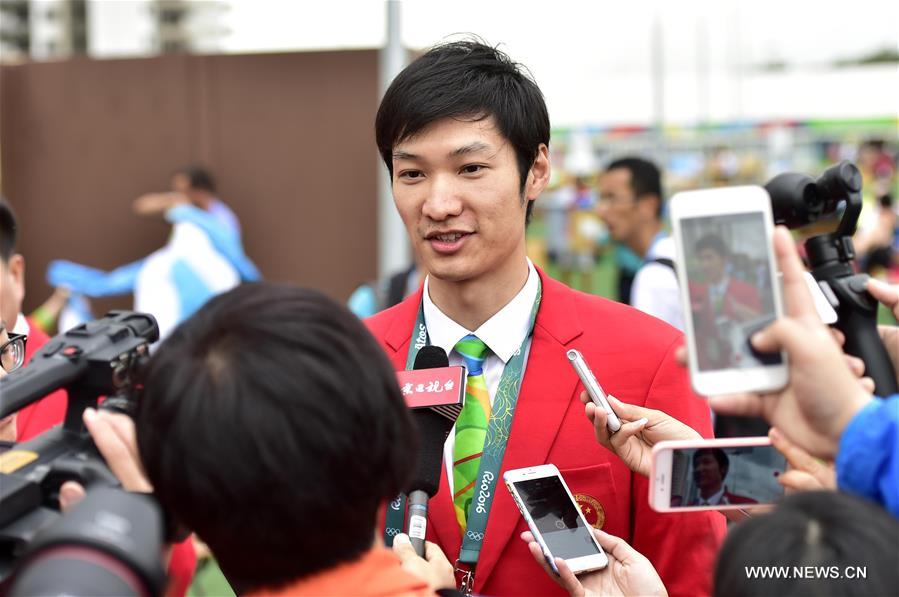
[[377, 0, 410, 278]]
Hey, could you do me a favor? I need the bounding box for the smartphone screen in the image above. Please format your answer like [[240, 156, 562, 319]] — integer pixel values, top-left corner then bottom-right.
[[680, 212, 783, 372], [512, 476, 601, 559], [668, 444, 786, 508]]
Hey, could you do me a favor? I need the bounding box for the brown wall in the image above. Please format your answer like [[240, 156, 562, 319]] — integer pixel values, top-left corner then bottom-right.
[[0, 50, 380, 314]]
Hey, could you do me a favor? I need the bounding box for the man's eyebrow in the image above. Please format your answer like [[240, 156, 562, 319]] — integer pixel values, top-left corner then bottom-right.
[[392, 150, 418, 161], [450, 142, 492, 157]]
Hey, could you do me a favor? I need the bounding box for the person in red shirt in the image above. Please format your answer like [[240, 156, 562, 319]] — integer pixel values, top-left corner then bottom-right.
[[0, 198, 67, 442]]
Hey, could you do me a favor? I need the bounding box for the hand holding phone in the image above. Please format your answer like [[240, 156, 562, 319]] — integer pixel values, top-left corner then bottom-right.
[[504, 464, 608, 575], [567, 349, 621, 432], [579, 393, 701, 477], [519, 527, 666, 597]]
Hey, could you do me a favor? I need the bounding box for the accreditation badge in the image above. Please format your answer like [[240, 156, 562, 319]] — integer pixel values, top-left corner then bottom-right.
[[575, 493, 605, 529]]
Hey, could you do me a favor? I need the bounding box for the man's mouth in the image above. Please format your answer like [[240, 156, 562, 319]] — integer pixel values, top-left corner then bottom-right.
[[425, 231, 472, 254], [431, 232, 465, 242]]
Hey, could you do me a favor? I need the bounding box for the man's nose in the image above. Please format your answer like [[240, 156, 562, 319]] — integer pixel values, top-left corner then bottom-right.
[[422, 175, 463, 221]]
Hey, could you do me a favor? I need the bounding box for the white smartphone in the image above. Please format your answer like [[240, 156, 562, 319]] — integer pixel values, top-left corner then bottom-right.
[[504, 464, 608, 575], [649, 437, 787, 512], [566, 349, 622, 433], [670, 186, 789, 395]]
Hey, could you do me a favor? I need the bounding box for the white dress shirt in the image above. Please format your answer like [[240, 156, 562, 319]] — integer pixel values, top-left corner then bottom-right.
[[695, 486, 726, 506], [422, 259, 540, 494]]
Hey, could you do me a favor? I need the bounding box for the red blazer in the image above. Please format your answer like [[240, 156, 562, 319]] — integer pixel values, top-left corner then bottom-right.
[[366, 270, 726, 596]]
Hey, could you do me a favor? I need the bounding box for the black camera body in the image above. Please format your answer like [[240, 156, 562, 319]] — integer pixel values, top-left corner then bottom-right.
[[0, 311, 158, 581], [766, 160, 898, 397]]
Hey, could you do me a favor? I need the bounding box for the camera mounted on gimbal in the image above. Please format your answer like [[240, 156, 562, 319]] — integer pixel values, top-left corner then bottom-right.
[[0, 311, 160, 584], [766, 160, 898, 396]]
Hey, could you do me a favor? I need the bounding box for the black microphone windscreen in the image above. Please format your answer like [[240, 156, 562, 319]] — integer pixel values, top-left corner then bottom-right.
[[409, 345, 453, 497], [413, 345, 449, 370], [409, 410, 452, 497]]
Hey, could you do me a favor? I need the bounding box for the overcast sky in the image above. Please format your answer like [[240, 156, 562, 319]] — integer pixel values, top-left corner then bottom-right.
[[219, 0, 898, 126]]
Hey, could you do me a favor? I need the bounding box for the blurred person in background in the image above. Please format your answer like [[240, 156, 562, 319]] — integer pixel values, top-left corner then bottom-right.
[[348, 258, 426, 318], [370, 39, 723, 596], [597, 157, 681, 329], [0, 198, 67, 443], [45, 165, 260, 341]]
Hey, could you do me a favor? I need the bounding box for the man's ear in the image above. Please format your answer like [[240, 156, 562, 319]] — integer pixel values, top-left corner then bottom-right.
[[525, 144, 551, 202], [638, 194, 662, 219], [7, 254, 25, 308]]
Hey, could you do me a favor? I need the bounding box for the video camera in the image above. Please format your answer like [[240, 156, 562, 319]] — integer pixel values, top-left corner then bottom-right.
[[766, 160, 898, 396], [0, 311, 158, 582]]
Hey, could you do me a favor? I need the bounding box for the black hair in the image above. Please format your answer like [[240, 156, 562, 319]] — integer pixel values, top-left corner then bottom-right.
[[375, 39, 550, 225], [693, 448, 729, 476], [714, 491, 899, 597], [175, 165, 216, 193], [0, 198, 17, 262], [605, 157, 664, 217], [695, 234, 729, 259], [136, 283, 416, 592]]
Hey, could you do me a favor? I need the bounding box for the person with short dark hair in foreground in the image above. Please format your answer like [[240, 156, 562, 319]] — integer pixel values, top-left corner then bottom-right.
[[133, 283, 456, 595]]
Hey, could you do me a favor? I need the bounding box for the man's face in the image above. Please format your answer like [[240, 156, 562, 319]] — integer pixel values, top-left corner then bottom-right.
[[693, 453, 725, 492], [698, 248, 725, 283], [391, 117, 549, 285], [597, 168, 650, 250], [0, 256, 24, 330]]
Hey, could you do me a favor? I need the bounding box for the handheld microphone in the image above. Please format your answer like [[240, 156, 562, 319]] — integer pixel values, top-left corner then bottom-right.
[[404, 346, 463, 557]]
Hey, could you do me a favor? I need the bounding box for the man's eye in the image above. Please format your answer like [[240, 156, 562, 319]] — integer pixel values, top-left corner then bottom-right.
[[398, 170, 423, 180], [461, 164, 485, 174]]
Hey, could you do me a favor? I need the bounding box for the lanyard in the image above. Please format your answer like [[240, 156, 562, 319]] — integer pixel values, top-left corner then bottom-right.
[[384, 280, 542, 569]]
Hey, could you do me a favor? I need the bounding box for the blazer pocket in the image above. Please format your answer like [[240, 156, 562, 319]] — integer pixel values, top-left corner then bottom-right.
[[558, 462, 620, 533]]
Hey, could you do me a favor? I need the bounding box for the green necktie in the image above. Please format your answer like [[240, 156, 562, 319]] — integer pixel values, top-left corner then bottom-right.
[[452, 334, 492, 532]]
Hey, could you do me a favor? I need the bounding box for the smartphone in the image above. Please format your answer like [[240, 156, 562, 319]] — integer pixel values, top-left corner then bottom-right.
[[504, 464, 608, 575], [670, 186, 789, 395], [566, 349, 622, 433], [649, 437, 787, 512]]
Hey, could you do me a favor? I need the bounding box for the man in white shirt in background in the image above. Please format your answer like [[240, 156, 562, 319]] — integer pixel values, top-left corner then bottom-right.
[[597, 157, 682, 330]]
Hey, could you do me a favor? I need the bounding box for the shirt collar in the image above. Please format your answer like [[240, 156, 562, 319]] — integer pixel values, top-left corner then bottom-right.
[[701, 485, 726, 505], [423, 259, 539, 364], [12, 313, 30, 335]]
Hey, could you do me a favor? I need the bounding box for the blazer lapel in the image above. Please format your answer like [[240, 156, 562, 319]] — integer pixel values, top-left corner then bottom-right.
[[473, 270, 584, 589]]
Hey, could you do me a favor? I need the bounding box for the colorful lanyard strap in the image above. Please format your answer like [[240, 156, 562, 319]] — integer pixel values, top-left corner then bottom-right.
[[383, 279, 542, 573]]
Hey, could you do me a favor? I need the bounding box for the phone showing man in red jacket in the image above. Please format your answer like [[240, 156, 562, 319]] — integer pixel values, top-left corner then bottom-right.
[[366, 41, 726, 596]]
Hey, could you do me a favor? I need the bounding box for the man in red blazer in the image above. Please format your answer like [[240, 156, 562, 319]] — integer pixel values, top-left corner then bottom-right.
[[688, 234, 763, 370], [689, 449, 758, 506], [368, 42, 725, 595]]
